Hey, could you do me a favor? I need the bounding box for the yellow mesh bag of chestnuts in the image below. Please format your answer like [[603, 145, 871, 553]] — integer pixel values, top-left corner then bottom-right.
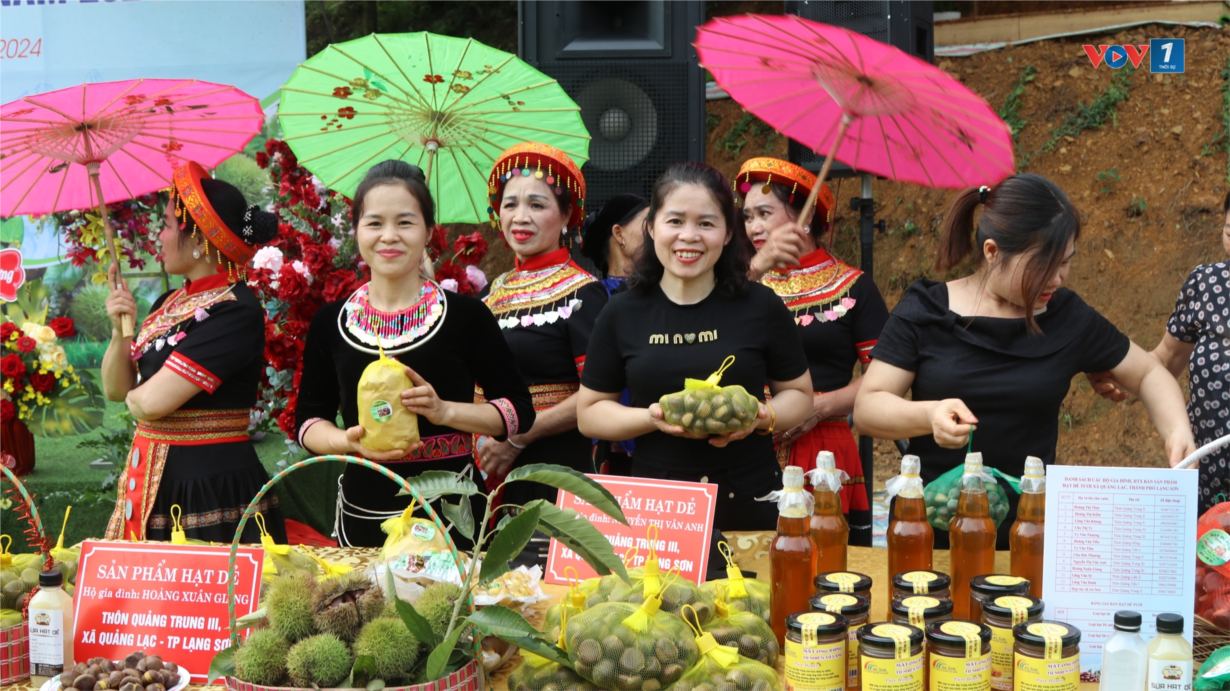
[[657, 356, 760, 436], [699, 585, 779, 667], [670, 605, 781, 691], [601, 530, 716, 626], [565, 578, 701, 691], [699, 542, 771, 623]]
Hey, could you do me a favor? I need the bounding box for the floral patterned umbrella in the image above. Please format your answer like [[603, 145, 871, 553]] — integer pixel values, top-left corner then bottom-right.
[[278, 32, 590, 224]]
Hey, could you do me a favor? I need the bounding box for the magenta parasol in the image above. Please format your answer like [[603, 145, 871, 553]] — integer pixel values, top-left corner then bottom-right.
[[695, 14, 1015, 220], [1, 78, 264, 334]]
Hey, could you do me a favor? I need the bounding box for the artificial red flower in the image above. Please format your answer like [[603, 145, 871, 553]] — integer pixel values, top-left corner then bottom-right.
[[15, 337, 36, 354], [0, 399, 14, 424], [302, 244, 336, 277], [277, 408, 298, 438], [434, 260, 473, 295], [255, 152, 269, 168], [321, 269, 360, 304], [0, 354, 25, 379], [49, 317, 76, 338], [427, 224, 448, 261], [28, 373, 55, 393], [0, 322, 16, 343], [451, 232, 488, 266], [276, 264, 310, 303]]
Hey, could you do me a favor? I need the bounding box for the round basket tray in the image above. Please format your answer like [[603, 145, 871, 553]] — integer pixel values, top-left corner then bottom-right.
[[1195, 614, 1230, 664]]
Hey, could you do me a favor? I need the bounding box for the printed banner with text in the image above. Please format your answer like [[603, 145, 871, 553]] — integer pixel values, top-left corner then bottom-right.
[[546, 475, 717, 585], [73, 541, 264, 681]]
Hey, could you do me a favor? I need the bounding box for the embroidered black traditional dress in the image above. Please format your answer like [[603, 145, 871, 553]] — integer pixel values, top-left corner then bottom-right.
[[760, 247, 888, 542], [105, 273, 284, 543], [296, 281, 535, 547], [478, 247, 609, 504]]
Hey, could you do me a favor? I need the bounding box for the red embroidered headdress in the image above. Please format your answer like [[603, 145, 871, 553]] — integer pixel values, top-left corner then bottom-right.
[[171, 160, 256, 267], [487, 142, 586, 229], [736, 156, 835, 226]]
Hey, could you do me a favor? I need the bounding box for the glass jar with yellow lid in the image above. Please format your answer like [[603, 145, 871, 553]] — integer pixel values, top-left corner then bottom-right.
[[968, 574, 1030, 622], [891, 570, 951, 600], [926, 621, 992, 691], [810, 593, 870, 690], [784, 610, 848, 691], [980, 594, 1044, 691], [858, 623, 925, 691], [1013, 621, 1081, 691]]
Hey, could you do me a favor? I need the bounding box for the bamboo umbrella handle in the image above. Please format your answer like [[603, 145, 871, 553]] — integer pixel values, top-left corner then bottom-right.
[[798, 112, 854, 229], [86, 162, 133, 338]]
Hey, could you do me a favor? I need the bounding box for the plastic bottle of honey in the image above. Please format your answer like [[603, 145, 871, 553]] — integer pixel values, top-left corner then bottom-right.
[[949, 452, 997, 620], [807, 451, 849, 574], [771, 465, 817, 645], [887, 454, 933, 576], [1010, 456, 1046, 599]]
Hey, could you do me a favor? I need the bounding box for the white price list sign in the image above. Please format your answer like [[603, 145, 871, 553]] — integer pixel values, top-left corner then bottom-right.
[[1043, 465, 1197, 676]]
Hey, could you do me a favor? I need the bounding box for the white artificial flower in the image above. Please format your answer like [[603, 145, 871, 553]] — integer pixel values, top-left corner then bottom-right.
[[252, 246, 284, 273], [465, 265, 488, 292], [440, 278, 459, 292], [292, 260, 311, 282], [22, 323, 57, 345]]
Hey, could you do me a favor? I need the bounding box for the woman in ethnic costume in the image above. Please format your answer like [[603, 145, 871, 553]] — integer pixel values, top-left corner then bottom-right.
[[102, 161, 285, 543], [296, 161, 535, 548], [477, 143, 609, 505], [737, 157, 889, 546]]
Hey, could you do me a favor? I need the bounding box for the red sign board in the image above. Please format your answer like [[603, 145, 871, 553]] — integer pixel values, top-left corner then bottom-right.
[[545, 475, 718, 586], [0, 248, 26, 302], [73, 541, 264, 681]]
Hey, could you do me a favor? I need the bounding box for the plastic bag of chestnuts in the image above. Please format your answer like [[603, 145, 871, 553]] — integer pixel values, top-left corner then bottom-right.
[[565, 602, 701, 691], [59, 652, 182, 691], [507, 652, 599, 691]]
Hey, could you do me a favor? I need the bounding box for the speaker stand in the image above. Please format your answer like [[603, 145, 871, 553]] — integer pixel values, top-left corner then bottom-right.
[[852, 174, 876, 547]]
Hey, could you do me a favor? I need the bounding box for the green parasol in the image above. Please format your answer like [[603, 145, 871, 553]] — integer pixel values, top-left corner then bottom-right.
[[278, 32, 590, 224]]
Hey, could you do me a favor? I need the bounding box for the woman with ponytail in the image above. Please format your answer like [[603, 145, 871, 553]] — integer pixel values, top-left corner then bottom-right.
[[294, 160, 534, 547], [854, 173, 1195, 548], [102, 161, 286, 543]]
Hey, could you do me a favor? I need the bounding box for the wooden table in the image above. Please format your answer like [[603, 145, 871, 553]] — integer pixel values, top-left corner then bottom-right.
[[7, 537, 1102, 690]]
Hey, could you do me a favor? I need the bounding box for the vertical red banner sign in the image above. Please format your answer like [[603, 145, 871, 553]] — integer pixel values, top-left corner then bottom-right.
[[545, 475, 718, 585], [73, 541, 263, 681]]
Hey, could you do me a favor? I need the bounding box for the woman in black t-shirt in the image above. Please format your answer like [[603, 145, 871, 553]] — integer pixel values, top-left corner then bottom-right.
[[578, 163, 814, 531], [854, 174, 1195, 547]]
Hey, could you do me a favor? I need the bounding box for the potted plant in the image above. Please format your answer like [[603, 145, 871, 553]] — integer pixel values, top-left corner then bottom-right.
[[209, 457, 629, 691]]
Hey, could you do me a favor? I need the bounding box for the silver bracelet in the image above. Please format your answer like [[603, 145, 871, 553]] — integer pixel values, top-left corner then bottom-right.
[[507, 438, 527, 450]]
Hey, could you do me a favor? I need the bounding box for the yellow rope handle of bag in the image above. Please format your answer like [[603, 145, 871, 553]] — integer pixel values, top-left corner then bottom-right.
[[718, 541, 749, 598]]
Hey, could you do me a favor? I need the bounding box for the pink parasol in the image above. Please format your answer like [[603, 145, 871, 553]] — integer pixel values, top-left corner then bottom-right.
[[696, 14, 1015, 220], [1, 79, 264, 334]]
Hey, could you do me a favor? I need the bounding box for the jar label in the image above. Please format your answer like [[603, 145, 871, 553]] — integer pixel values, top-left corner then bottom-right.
[[902, 596, 939, 628], [819, 594, 858, 613], [798, 612, 837, 645], [1198, 529, 1230, 567], [939, 621, 983, 659], [1147, 658, 1192, 691], [28, 606, 64, 676], [847, 622, 864, 690], [902, 571, 937, 594], [1013, 652, 1079, 691], [984, 575, 1026, 587], [993, 596, 1033, 626], [1024, 623, 1067, 660], [871, 624, 915, 660], [785, 637, 846, 691], [410, 522, 435, 542], [930, 652, 992, 691], [861, 650, 924, 691], [989, 625, 1014, 691], [826, 572, 861, 593]]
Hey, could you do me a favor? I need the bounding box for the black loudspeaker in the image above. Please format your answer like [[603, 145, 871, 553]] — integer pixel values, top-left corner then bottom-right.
[[783, 1, 934, 177], [518, 1, 706, 211]]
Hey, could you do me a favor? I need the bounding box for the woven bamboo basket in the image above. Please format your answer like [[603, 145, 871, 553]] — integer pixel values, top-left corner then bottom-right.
[[221, 455, 485, 691], [1, 464, 50, 685], [1195, 614, 1230, 664]]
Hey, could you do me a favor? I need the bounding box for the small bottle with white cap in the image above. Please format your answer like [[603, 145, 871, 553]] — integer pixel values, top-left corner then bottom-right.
[[1010, 456, 1046, 599], [807, 451, 850, 574]]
